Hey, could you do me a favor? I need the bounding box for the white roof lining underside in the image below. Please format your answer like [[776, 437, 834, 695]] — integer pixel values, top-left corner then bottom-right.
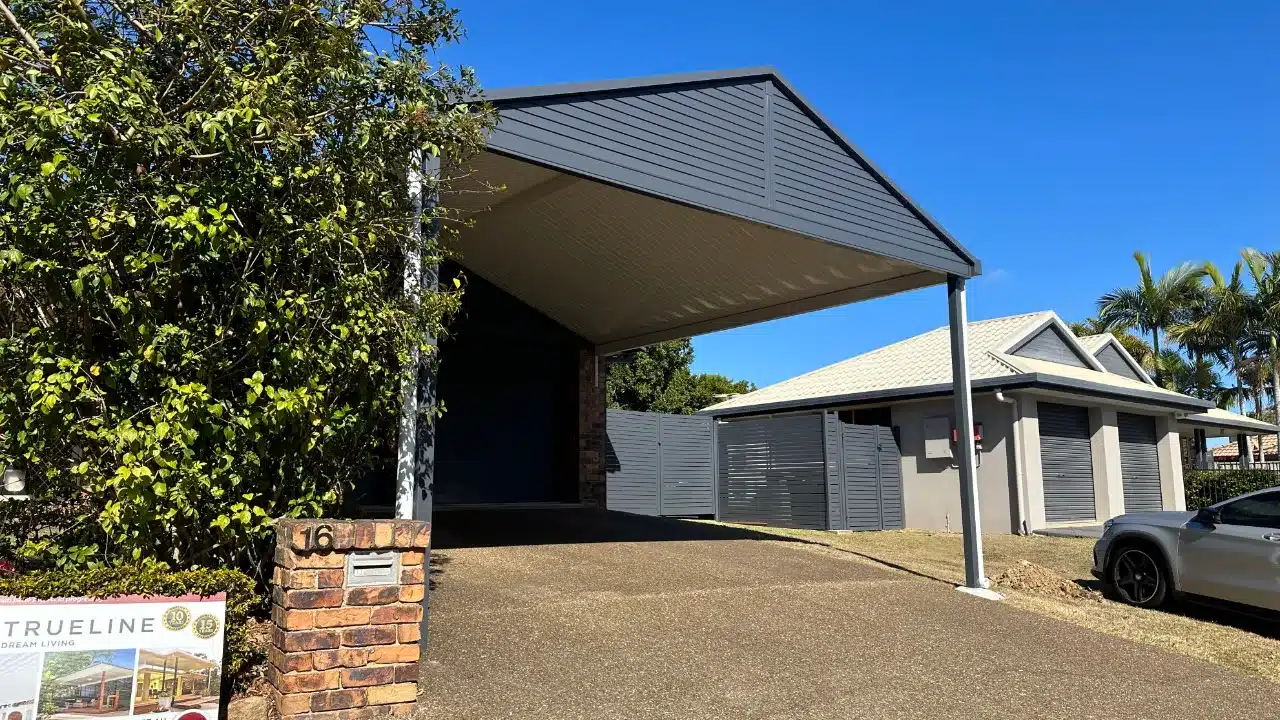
[[448, 151, 943, 351]]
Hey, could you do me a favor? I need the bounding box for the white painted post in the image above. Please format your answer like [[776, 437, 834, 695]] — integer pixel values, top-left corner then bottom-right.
[[395, 151, 425, 520], [947, 275, 987, 590]]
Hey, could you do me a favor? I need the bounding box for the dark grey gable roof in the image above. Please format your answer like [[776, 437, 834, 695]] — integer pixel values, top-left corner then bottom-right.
[[1010, 324, 1094, 368], [1095, 343, 1148, 383], [481, 68, 980, 277]]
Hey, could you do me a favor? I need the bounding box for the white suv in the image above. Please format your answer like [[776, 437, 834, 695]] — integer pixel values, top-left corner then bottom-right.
[[1092, 487, 1280, 612]]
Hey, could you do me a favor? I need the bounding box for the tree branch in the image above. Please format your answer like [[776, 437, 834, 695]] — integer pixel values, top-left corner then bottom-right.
[[0, 0, 46, 60], [106, 0, 153, 44]]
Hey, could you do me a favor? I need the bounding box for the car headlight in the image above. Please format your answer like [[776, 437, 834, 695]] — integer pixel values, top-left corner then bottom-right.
[[1102, 518, 1114, 531]]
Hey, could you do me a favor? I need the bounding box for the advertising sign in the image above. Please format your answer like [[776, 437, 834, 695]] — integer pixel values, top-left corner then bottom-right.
[[0, 595, 226, 720]]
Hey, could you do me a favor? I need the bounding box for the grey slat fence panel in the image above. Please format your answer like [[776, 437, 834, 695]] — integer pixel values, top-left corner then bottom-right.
[[876, 426, 905, 529], [1117, 412, 1163, 512], [841, 424, 881, 530], [1038, 402, 1097, 523], [717, 414, 828, 530], [823, 412, 846, 530], [605, 410, 661, 516], [660, 414, 715, 516], [838, 423, 904, 531]]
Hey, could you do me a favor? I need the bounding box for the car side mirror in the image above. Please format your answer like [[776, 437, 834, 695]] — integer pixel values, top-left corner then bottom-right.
[[1194, 507, 1221, 526]]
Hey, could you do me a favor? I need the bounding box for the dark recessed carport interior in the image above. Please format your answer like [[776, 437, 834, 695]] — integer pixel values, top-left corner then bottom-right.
[[432, 263, 582, 505]]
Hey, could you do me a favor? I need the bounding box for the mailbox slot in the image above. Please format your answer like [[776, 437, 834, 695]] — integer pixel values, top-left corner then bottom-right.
[[345, 550, 400, 587]]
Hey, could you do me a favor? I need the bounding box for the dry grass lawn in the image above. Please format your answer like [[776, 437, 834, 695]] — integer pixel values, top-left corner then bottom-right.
[[740, 526, 1280, 683]]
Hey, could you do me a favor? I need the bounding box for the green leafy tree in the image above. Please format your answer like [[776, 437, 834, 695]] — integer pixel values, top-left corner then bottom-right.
[[1097, 251, 1207, 385], [0, 0, 490, 571], [606, 340, 694, 412], [653, 372, 755, 415], [607, 339, 755, 415]]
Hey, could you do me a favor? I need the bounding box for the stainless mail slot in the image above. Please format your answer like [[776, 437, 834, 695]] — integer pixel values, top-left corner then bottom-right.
[[345, 550, 400, 587]]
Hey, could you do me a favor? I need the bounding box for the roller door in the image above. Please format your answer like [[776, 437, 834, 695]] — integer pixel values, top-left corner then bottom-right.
[[1118, 413, 1163, 512], [1038, 402, 1096, 522]]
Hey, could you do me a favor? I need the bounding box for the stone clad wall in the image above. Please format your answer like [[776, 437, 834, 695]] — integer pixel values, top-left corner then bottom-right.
[[268, 519, 429, 720], [578, 345, 606, 507]]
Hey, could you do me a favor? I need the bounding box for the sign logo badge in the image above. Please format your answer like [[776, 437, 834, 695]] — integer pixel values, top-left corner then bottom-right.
[[163, 605, 192, 631], [193, 613, 221, 639]]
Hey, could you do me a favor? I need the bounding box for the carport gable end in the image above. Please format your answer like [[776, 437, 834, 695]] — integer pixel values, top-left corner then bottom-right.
[[480, 67, 981, 280]]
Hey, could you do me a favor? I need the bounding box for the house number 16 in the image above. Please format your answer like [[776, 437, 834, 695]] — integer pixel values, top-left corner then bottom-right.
[[302, 524, 334, 551]]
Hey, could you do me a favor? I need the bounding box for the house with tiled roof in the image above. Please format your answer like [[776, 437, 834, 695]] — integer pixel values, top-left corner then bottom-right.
[[700, 311, 1277, 534]]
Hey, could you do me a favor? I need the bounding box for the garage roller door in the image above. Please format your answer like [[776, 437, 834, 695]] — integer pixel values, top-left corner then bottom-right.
[[1118, 413, 1163, 512], [717, 414, 827, 530], [1038, 402, 1096, 522]]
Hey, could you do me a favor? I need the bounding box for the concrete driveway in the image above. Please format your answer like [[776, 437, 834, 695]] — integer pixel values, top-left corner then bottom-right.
[[421, 508, 1274, 720]]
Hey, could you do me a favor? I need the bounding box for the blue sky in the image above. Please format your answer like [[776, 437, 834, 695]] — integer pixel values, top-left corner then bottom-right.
[[448, 1, 1279, 388]]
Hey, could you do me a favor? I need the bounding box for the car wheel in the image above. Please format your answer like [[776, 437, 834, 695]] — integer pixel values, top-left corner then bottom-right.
[[1107, 543, 1168, 608]]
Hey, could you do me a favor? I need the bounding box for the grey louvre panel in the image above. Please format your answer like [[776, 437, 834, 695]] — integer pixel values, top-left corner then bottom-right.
[[488, 76, 973, 276], [717, 414, 828, 530], [660, 414, 715, 516], [840, 424, 903, 531], [1038, 403, 1097, 522], [842, 424, 881, 531], [823, 413, 846, 530], [1117, 413, 1163, 512], [1011, 325, 1091, 368], [1096, 344, 1145, 382], [877, 426, 905, 530], [605, 410, 661, 516]]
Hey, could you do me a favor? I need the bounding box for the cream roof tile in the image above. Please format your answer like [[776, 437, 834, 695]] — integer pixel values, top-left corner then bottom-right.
[[1076, 334, 1112, 353], [702, 310, 1218, 416], [704, 311, 1050, 413]]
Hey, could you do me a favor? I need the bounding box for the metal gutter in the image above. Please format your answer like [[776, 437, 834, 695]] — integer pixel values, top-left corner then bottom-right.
[[1179, 413, 1280, 434]]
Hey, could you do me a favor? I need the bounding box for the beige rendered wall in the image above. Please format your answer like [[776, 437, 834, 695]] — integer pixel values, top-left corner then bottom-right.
[[1156, 415, 1187, 511], [892, 395, 1017, 534], [1017, 393, 1185, 531]]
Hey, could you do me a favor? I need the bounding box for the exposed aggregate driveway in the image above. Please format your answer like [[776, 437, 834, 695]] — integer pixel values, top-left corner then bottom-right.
[[419, 508, 1276, 720]]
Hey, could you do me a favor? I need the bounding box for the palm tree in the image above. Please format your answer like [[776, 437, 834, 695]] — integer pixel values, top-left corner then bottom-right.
[[1169, 260, 1258, 459], [1153, 349, 1224, 400], [1244, 248, 1280, 460], [1097, 252, 1207, 386]]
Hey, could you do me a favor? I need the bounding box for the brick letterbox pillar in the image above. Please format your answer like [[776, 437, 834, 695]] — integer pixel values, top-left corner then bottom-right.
[[268, 519, 429, 720]]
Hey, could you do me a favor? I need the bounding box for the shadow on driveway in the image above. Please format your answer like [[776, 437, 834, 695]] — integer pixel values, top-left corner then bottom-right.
[[431, 505, 803, 549]]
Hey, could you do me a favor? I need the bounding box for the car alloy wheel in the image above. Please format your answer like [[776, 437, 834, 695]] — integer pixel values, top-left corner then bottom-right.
[[1112, 548, 1161, 605]]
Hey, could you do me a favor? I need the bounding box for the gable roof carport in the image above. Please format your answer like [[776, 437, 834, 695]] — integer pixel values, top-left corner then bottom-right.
[[447, 67, 979, 353], [402, 67, 991, 594]]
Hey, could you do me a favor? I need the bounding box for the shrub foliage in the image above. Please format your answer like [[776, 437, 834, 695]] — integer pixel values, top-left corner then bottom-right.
[[0, 565, 257, 679], [1183, 468, 1279, 509], [0, 0, 490, 570]]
